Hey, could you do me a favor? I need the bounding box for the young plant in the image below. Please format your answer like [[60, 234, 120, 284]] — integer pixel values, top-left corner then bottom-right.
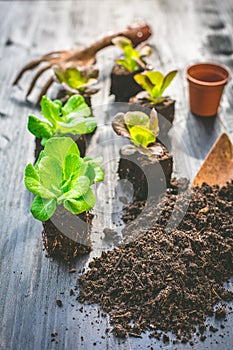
[[112, 109, 163, 156], [28, 94, 96, 145], [134, 70, 177, 104], [54, 65, 99, 95], [24, 137, 104, 221], [112, 36, 151, 73]]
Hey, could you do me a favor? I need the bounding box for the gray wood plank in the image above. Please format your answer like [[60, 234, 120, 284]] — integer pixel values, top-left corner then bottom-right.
[[0, 1, 233, 350]]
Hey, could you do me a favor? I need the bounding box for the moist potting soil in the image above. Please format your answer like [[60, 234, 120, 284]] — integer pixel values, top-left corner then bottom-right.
[[78, 181, 233, 343]]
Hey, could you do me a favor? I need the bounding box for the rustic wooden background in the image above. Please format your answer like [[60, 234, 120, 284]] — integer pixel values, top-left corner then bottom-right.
[[0, 0, 233, 349]]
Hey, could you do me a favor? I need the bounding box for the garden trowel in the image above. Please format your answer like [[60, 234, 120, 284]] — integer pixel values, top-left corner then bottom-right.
[[193, 133, 233, 187]]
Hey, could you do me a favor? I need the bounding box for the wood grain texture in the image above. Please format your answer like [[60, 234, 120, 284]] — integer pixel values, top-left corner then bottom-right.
[[0, 1, 233, 350]]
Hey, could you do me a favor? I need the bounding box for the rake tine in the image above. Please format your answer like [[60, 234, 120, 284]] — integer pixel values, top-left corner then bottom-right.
[[13, 57, 47, 85], [43, 50, 69, 58], [26, 65, 51, 97], [36, 76, 54, 105]]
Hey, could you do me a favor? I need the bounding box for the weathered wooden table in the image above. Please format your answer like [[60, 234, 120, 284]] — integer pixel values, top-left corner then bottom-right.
[[0, 1, 233, 349]]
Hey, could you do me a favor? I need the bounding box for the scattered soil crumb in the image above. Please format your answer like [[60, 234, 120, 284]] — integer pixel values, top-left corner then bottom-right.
[[69, 268, 76, 273], [103, 228, 117, 237], [215, 306, 227, 320], [56, 300, 62, 307]]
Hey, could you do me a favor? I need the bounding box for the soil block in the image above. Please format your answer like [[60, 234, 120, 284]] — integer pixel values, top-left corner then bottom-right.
[[110, 65, 143, 102], [56, 89, 92, 107], [34, 135, 86, 162], [42, 205, 93, 261], [129, 93, 175, 139], [118, 142, 173, 201]]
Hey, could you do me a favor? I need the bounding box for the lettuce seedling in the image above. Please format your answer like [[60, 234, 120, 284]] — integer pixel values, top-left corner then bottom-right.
[[54, 66, 99, 95], [134, 70, 177, 104], [28, 94, 96, 145], [112, 109, 163, 156], [24, 137, 104, 221], [112, 36, 151, 73]]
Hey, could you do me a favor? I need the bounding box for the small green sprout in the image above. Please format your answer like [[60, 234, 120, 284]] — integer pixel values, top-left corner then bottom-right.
[[112, 109, 163, 156], [54, 66, 99, 95], [112, 36, 151, 72], [134, 70, 177, 104]]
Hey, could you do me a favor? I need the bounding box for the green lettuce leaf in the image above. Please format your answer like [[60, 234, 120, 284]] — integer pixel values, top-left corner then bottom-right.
[[78, 162, 96, 184], [40, 95, 60, 127], [125, 111, 150, 129], [37, 156, 62, 193], [111, 113, 131, 139], [28, 115, 53, 139], [64, 188, 96, 215], [129, 125, 155, 148], [56, 116, 96, 135], [56, 68, 84, 90], [58, 176, 90, 203], [61, 94, 90, 118], [89, 162, 104, 183], [161, 70, 178, 95], [24, 164, 56, 199], [63, 154, 83, 182], [31, 196, 57, 221], [134, 74, 154, 95], [43, 137, 80, 164], [112, 36, 132, 50], [82, 157, 104, 183]]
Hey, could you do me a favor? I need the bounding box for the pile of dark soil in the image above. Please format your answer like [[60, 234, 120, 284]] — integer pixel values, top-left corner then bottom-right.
[[78, 182, 233, 342], [122, 177, 189, 223], [122, 199, 146, 223]]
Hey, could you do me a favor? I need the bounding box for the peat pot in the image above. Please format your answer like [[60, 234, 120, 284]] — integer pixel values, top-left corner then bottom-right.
[[42, 206, 93, 261], [118, 142, 173, 201], [110, 65, 143, 102]]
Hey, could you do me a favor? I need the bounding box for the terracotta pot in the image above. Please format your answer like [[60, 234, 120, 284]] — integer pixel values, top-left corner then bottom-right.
[[186, 62, 230, 117]]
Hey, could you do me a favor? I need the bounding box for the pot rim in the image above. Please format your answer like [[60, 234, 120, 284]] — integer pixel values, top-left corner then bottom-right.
[[186, 62, 231, 87]]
